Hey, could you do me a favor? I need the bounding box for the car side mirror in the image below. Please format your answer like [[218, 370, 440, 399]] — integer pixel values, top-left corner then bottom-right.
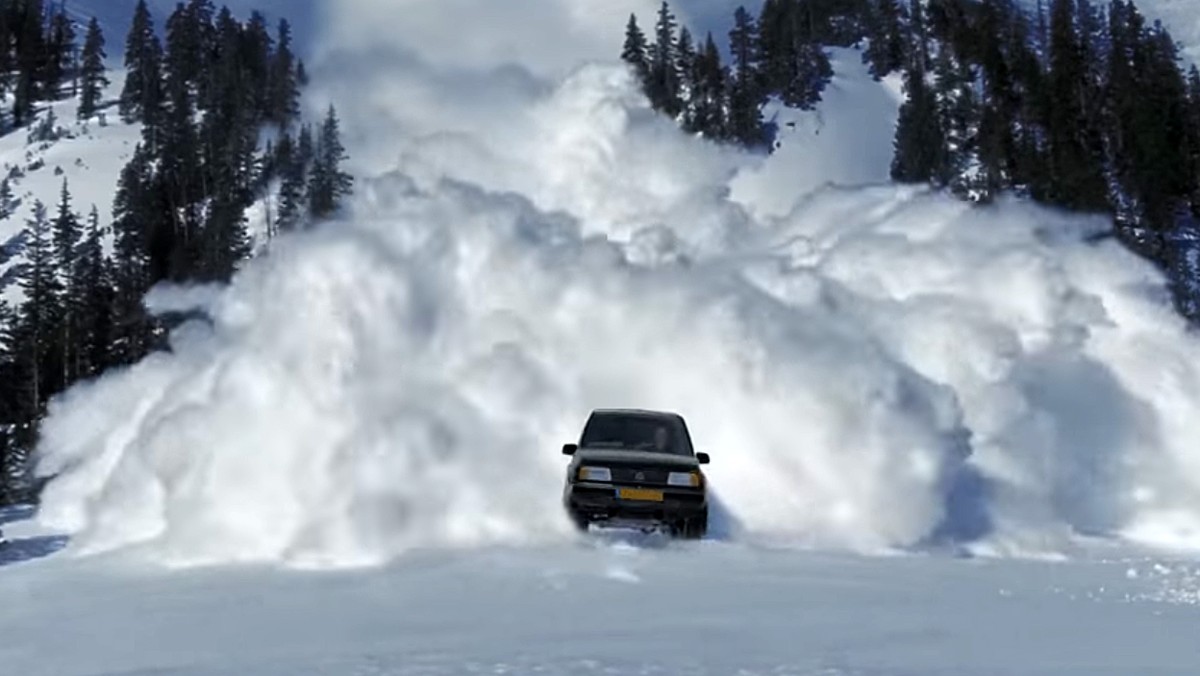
[[562, 443, 578, 456], [696, 452, 710, 465]]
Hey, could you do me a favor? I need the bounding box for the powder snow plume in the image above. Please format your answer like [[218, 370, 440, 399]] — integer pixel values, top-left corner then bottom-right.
[[30, 0, 1200, 567]]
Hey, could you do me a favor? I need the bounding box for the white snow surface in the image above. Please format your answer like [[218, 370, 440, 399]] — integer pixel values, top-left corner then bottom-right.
[[1, 524, 1199, 676], [23, 0, 1200, 568]]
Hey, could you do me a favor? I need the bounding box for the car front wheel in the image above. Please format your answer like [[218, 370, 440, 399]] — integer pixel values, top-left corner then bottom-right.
[[675, 511, 707, 540], [567, 509, 590, 533]]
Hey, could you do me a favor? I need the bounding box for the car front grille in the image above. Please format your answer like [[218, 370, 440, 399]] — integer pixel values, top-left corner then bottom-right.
[[610, 467, 670, 485]]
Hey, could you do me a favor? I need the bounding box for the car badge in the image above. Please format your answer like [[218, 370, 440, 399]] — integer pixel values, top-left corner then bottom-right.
[[635, 472, 645, 481]]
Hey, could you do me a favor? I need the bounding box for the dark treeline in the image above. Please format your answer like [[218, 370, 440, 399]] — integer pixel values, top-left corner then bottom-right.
[[0, 0, 351, 503], [886, 0, 1200, 273], [622, 1, 846, 148], [625, 0, 1200, 323]]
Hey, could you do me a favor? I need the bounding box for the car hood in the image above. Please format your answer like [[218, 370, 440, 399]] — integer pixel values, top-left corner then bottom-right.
[[573, 448, 700, 469]]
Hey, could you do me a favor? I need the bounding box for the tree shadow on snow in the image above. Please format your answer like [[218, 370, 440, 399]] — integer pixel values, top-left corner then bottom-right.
[[0, 535, 69, 567], [0, 504, 35, 526], [0, 504, 69, 567]]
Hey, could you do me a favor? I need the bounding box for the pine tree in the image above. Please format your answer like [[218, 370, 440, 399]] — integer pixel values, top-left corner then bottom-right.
[[52, 179, 81, 385], [79, 18, 109, 120], [110, 145, 156, 364], [1126, 23, 1192, 236], [621, 14, 651, 87], [675, 26, 697, 129], [14, 201, 61, 411], [12, 0, 48, 127], [758, 0, 793, 95], [0, 178, 16, 220], [647, 2, 682, 117], [165, 0, 216, 104], [1106, 0, 1141, 219], [52, 179, 81, 284], [297, 122, 315, 172], [784, 21, 833, 109], [863, 0, 906, 79], [242, 11, 274, 121], [1011, 44, 1047, 170], [0, 290, 17, 502], [191, 0, 219, 102], [269, 19, 300, 128], [0, 10, 14, 106], [906, 0, 929, 74], [0, 298, 14, 386], [825, 0, 871, 46], [159, 2, 208, 277], [193, 7, 264, 281], [691, 33, 728, 138], [1045, 0, 1109, 212], [1035, 0, 1050, 57], [1186, 65, 1200, 209], [45, 7, 77, 100], [891, 62, 946, 184], [275, 132, 305, 232], [120, 0, 165, 129], [308, 106, 354, 219], [0, 298, 13, 379], [73, 206, 113, 377], [728, 6, 766, 147], [934, 44, 980, 195]]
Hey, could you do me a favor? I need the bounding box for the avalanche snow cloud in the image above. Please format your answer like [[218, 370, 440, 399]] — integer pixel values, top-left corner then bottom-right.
[[31, 0, 1200, 567]]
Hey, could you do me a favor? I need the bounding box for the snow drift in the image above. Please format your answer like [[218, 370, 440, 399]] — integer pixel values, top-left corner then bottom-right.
[[29, 0, 1200, 567]]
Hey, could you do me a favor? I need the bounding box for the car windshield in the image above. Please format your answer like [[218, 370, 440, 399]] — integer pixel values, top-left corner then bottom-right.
[[579, 414, 690, 456]]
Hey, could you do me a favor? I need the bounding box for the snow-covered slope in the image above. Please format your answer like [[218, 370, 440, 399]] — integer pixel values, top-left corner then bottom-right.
[[0, 74, 140, 303], [0, 0, 319, 303]]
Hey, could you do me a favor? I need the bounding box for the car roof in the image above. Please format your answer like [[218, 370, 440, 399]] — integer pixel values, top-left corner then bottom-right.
[[589, 408, 684, 421]]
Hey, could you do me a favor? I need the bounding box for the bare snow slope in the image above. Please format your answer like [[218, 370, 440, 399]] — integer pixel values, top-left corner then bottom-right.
[[0, 74, 140, 303], [21, 0, 1200, 569]]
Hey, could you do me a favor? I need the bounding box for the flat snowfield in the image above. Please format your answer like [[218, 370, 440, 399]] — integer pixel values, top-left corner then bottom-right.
[[2, 530, 1199, 676]]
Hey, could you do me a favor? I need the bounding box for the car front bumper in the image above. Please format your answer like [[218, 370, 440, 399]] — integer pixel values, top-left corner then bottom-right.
[[564, 482, 707, 524]]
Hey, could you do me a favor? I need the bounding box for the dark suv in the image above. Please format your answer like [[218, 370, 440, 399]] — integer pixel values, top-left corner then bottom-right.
[[562, 409, 709, 538]]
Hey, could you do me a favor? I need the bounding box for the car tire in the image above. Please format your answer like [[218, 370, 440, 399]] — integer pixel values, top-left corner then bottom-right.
[[568, 510, 590, 533], [676, 511, 707, 540]]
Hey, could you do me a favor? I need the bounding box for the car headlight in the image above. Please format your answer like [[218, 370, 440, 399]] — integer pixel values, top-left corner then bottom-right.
[[668, 471, 701, 487], [577, 466, 612, 482]]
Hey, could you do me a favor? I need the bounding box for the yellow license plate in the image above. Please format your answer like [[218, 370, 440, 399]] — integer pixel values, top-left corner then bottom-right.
[[618, 488, 664, 502]]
